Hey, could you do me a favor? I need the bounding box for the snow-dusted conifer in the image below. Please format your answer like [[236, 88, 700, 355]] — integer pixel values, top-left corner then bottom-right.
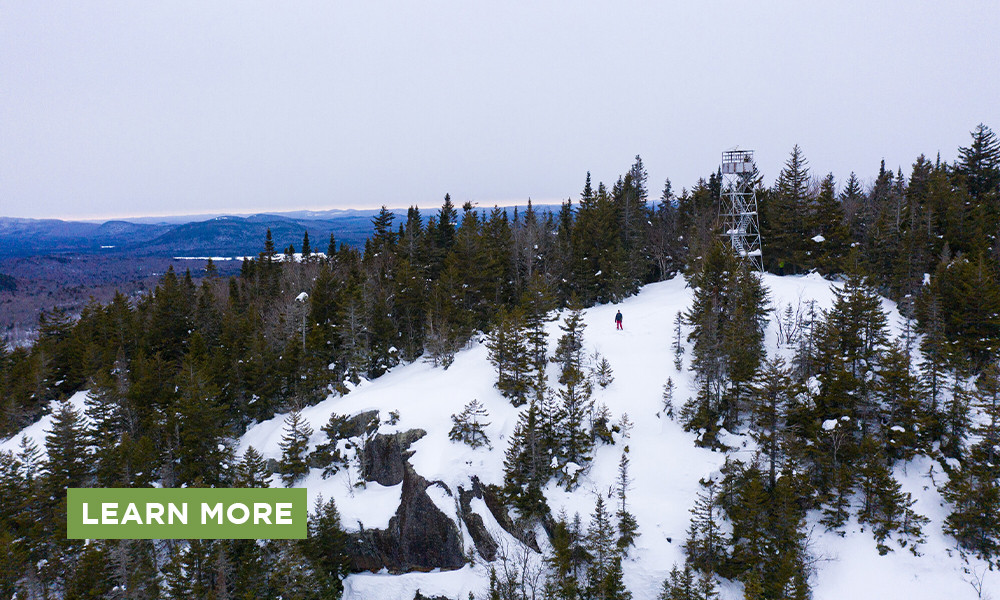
[[449, 399, 491, 449], [279, 410, 314, 486], [503, 400, 550, 523], [661, 378, 676, 419], [44, 399, 92, 494], [234, 446, 271, 488], [672, 311, 685, 371], [586, 495, 617, 597], [684, 477, 724, 576], [591, 351, 614, 388], [486, 307, 532, 406], [554, 307, 587, 385], [616, 450, 639, 553]]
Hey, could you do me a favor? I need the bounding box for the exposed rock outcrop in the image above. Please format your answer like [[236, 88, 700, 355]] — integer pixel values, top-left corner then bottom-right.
[[363, 428, 426, 486], [457, 476, 539, 560], [348, 428, 467, 573]]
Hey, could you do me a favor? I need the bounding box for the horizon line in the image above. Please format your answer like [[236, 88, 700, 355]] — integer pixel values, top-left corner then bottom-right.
[[2, 198, 571, 223]]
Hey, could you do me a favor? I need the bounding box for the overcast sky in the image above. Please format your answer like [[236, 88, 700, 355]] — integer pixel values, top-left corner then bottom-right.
[[2, 1, 998, 220]]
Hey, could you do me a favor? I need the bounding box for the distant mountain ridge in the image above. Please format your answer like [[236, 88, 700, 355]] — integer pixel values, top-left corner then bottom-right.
[[0, 204, 562, 258]]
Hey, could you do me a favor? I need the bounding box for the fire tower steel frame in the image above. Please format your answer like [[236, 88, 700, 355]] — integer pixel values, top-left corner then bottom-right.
[[720, 149, 763, 271]]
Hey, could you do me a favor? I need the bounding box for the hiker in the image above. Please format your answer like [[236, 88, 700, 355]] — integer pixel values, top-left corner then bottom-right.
[[615, 310, 623, 330]]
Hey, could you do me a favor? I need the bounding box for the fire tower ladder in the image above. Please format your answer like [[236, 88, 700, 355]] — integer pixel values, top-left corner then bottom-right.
[[720, 149, 763, 272]]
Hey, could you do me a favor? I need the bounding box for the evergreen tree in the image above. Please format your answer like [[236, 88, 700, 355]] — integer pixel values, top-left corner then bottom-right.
[[301, 230, 312, 259], [942, 444, 1000, 563], [657, 564, 718, 600], [521, 273, 555, 392], [877, 341, 924, 460], [615, 450, 639, 553], [300, 496, 350, 598], [685, 478, 725, 575], [685, 243, 769, 438], [768, 145, 813, 273], [170, 352, 231, 487], [811, 173, 850, 274], [672, 311, 685, 370], [554, 307, 587, 385], [555, 369, 594, 488], [942, 379, 974, 460], [586, 495, 618, 599], [437, 193, 458, 252], [64, 543, 113, 599], [503, 400, 552, 523], [44, 399, 92, 495], [661, 377, 676, 419], [449, 399, 491, 449], [923, 253, 1000, 373], [813, 267, 889, 435], [234, 446, 271, 488], [956, 123, 1000, 201], [649, 178, 684, 280], [546, 514, 588, 600], [279, 410, 314, 486], [856, 436, 927, 555], [486, 307, 532, 406], [748, 358, 795, 487], [591, 352, 615, 389]]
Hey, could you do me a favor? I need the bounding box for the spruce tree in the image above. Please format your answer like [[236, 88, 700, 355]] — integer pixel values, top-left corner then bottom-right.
[[942, 445, 1000, 563], [685, 242, 769, 437], [924, 254, 1000, 373], [586, 495, 617, 599], [170, 353, 231, 487], [449, 399, 491, 449], [811, 173, 850, 274], [521, 273, 555, 400], [301, 496, 350, 598], [813, 268, 889, 434], [661, 377, 676, 419], [503, 400, 551, 523], [685, 478, 724, 575], [554, 307, 587, 385], [546, 514, 587, 600], [877, 341, 924, 460], [856, 436, 927, 555], [301, 230, 312, 259], [486, 307, 532, 406], [956, 123, 1000, 201], [234, 446, 271, 488], [44, 399, 92, 496], [748, 358, 795, 487], [672, 311, 685, 370], [657, 564, 718, 600], [769, 145, 813, 273], [615, 450, 639, 553], [592, 352, 615, 389], [279, 410, 314, 486]]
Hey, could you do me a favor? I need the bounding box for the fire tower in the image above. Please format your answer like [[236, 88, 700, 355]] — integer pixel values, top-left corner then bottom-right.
[[720, 149, 763, 271]]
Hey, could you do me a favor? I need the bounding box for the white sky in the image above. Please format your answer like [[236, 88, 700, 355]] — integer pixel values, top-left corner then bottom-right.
[[2, 1, 998, 220]]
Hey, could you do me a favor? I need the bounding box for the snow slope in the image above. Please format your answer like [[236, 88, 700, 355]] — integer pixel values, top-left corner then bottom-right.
[[4, 274, 995, 598], [233, 272, 997, 599], [0, 390, 89, 461]]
